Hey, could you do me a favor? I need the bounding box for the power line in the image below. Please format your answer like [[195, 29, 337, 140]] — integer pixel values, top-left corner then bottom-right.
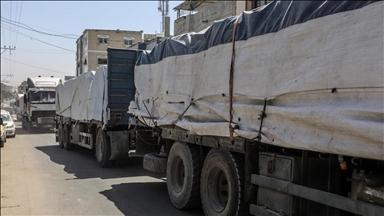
[[2, 16, 78, 36], [1, 18, 77, 39], [1, 24, 76, 52], [13, 1, 18, 45], [1, 17, 78, 39], [12, 1, 24, 79], [9, 2, 12, 46], [13, 1, 23, 49], [9, 2, 13, 78], [1, 57, 74, 75], [13, 50, 73, 54], [1, 16, 6, 45]]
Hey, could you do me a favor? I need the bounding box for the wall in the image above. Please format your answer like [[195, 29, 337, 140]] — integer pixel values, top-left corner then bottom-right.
[[87, 30, 142, 51], [174, 1, 236, 36]]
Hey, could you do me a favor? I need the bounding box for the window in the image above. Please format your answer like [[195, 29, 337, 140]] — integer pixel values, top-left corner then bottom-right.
[[98, 58, 107, 64], [1, 114, 11, 121], [98, 37, 108, 44], [30, 91, 56, 104], [98, 35, 109, 44], [124, 39, 133, 46], [123, 37, 135, 46]]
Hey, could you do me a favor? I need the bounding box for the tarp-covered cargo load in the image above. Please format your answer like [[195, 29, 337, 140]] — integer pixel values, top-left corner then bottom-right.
[[56, 66, 108, 123], [129, 1, 384, 160], [56, 48, 140, 126]]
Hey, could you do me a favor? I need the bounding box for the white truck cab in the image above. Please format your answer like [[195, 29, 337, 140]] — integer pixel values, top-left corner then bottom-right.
[[22, 76, 62, 132]]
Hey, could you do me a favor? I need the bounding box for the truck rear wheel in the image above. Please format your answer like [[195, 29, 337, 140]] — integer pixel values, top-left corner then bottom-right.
[[58, 124, 64, 148], [95, 128, 114, 168], [63, 124, 74, 150], [200, 149, 245, 216], [143, 152, 167, 173], [167, 142, 201, 209]]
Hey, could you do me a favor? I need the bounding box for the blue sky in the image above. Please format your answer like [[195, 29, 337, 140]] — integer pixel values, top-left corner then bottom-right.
[[1, 1, 182, 88]]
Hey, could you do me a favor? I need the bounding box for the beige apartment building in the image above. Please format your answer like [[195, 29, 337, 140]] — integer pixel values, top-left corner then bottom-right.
[[76, 29, 143, 77]]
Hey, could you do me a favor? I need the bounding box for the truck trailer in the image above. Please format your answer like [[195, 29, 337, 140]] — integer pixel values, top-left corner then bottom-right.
[[22, 76, 62, 132], [54, 49, 155, 167], [128, 1, 384, 216]]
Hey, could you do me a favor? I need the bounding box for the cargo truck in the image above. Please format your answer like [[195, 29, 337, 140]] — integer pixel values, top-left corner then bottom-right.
[[128, 1, 384, 216], [54, 49, 156, 167], [22, 76, 62, 132]]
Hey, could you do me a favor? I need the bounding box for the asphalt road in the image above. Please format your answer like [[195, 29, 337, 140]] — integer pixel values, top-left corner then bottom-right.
[[1, 122, 204, 216]]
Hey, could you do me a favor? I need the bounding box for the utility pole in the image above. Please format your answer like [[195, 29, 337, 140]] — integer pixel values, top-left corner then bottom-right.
[[1, 46, 16, 55], [1, 74, 14, 83]]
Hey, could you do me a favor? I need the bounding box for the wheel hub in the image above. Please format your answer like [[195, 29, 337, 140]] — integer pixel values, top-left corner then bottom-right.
[[171, 156, 185, 193], [208, 167, 229, 213]]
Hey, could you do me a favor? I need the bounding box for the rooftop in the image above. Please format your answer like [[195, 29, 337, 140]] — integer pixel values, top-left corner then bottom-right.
[[83, 29, 143, 34], [76, 29, 144, 42], [173, 0, 217, 11]]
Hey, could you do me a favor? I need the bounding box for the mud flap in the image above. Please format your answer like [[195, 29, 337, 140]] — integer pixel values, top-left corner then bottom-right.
[[108, 131, 130, 160]]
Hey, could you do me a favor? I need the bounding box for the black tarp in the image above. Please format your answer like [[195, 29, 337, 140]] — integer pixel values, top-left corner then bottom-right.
[[137, 0, 378, 66]]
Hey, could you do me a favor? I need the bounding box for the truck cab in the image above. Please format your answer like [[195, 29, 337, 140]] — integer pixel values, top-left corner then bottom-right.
[[23, 76, 62, 132]]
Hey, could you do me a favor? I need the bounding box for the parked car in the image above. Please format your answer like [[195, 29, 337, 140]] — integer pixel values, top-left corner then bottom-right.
[[0, 117, 6, 147], [1, 110, 16, 138]]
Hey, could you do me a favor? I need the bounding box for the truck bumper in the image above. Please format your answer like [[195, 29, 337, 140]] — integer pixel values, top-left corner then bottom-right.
[[30, 122, 55, 130]]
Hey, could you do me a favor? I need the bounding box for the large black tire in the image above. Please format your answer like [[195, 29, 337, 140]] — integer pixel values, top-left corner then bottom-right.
[[200, 149, 245, 216], [143, 152, 167, 174], [95, 128, 114, 168], [63, 124, 75, 150], [58, 124, 64, 148], [167, 142, 201, 209]]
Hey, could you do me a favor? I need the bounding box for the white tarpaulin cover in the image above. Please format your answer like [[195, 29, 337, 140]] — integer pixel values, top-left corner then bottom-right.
[[56, 66, 108, 124], [129, 2, 384, 160]]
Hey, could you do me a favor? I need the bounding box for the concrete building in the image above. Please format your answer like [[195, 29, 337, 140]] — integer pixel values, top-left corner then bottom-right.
[[76, 29, 143, 77], [17, 81, 27, 94], [1, 83, 13, 93], [129, 35, 166, 51], [144, 34, 158, 41], [173, 0, 274, 36]]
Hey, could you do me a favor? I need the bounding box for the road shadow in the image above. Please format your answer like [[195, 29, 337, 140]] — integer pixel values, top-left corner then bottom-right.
[[100, 182, 203, 216], [36, 145, 164, 180]]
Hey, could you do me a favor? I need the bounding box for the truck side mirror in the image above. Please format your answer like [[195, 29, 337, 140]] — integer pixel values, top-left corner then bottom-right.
[[0, 118, 3, 125], [24, 94, 27, 103]]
